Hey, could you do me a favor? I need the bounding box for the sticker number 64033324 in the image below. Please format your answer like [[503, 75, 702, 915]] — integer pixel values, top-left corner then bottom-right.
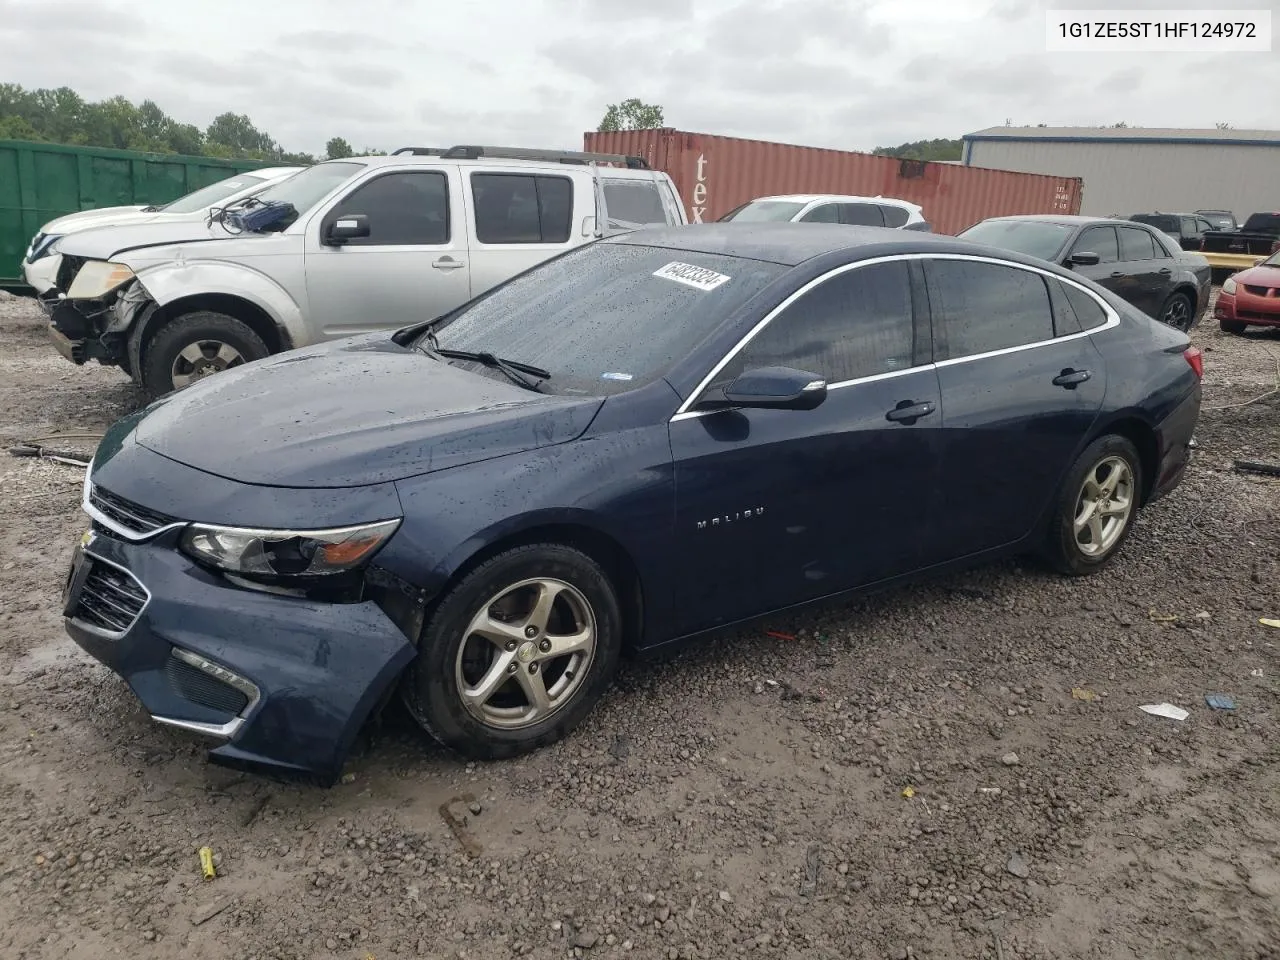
[[652, 261, 732, 291]]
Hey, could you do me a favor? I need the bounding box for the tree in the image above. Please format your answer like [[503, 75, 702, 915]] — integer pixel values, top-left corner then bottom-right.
[[872, 138, 962, 162], [205, 112, 276, 155], [597, 98, 664, 132], [325, 136, 353, 159]]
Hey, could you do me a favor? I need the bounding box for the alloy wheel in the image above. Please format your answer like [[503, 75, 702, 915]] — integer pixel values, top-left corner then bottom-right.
[[171, 340, 247, 388], [453, 577, 597, 730], [1073, 456, 1135, 557], [1162, 296, 1191, 331]]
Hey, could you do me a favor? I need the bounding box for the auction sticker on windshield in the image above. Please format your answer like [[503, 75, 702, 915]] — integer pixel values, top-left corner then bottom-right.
[[653, 262, 732, 291]]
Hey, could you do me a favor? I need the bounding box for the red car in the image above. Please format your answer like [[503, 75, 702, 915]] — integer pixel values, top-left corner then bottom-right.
[[1216, 252, 1280, 333]]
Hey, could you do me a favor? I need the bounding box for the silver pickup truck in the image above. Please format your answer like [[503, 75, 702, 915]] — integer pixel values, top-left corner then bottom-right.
[[46, 145, 687, 397]]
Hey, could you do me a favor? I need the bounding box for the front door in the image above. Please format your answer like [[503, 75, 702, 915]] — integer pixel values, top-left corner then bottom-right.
[[923, 257, 1108, 559], [1067, 224, 1144, 309], [669, 259, 944, 636], [303, 166, 471, 340]]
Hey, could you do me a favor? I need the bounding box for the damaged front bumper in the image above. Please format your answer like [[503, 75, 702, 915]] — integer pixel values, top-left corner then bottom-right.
[[47, 280, 150, 368]]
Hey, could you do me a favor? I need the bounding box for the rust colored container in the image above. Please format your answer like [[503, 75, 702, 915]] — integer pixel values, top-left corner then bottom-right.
[[585, 129, 1083, 236]]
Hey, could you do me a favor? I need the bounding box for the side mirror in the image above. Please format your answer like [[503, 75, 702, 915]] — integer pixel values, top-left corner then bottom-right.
[[722, 366, 827, 411], [324, 214, 370, 245], [1069, 251, 1101, 266]]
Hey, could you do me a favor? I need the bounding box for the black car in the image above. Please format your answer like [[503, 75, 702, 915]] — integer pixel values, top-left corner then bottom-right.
[[958, 216, 1212, 331], [1128, 212, 1216, 251], [1196, 209, 1238, 231], [62, 224, 1203, 783]]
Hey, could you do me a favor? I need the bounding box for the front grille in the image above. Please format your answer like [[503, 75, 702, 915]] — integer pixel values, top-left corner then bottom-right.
[[1243, 285, 1275, 297], [1239, 309, 1280, 322], [165, 654, 250, 715], [56, 255, 87, 294], [71, 559, 147, 634], [89, 484, 176, 536]]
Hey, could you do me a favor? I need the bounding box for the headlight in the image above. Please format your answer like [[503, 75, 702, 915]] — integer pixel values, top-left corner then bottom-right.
[[66, 260, 135, 299], [28, 232, 63, 261], [1221, 277, 1237, 295], [180, 519, 401, 578]]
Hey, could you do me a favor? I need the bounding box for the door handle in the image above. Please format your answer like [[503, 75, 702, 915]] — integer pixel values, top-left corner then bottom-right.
[[885, 399, 936, 424], [1052, 368, 1092, 388], [432, 256, 464, 270], [1158, 267, 1172, 274]]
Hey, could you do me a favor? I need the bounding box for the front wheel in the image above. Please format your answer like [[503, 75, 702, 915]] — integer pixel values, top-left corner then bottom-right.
[[140, 310, 269, 398], [1158, 291, 1195, 332], [401, 544, 623, 760], [1046, 435, 1142, 576]]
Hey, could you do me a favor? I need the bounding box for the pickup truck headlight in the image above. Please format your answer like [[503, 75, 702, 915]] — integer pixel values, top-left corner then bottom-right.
[[1222, 277, 1237, 295], [27, 232, 63, 262], [180, 519, 401, 578], [66, 260, 136, 299]]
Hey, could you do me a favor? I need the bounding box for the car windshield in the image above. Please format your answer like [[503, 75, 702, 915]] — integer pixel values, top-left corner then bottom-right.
[[720, 201, 807, 223], [958, 219, 1075, 260], [431, 242, 786, 396], [1264, 251, 1280, 267], [251, 162, 364, 215], [158, 173, 268, 214]]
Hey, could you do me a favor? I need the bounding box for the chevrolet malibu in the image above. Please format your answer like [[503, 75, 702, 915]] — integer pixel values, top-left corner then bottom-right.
[[63, 224, 1203, 784]]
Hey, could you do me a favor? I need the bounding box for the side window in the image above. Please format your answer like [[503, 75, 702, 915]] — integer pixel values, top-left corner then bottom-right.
[[1119, 226, 1159, 261], [1072, 226, 1119, 264], [1062, 283, 1109, 331], [799, 203, 841, 223], [926, 259, 1054, 358], [603, 180, 668, 225], [1180, 217, 1198, 237], [880, 205, 910, 228], [718, 261, 916, 385], [471, 173, 572, 244], [839, 203, 885, 226], [1197, 218, 1214, 233], [1046, 277, 1082, 336], [327, 171, 449, 245]]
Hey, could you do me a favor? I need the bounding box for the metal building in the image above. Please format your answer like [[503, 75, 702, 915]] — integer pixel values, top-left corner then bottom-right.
[[961, 126, 1280, 220]]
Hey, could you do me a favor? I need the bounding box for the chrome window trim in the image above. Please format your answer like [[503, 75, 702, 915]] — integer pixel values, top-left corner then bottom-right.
[[81, 465, 186, 543], [65, 548, 152, 641], [669, 252, 1119, 423]]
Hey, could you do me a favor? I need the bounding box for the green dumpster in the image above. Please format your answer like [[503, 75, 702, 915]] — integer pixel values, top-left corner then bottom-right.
[[0, 139, 271, 289]]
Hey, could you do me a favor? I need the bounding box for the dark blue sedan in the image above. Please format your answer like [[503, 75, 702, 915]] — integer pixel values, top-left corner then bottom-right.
[[62, 224, 1203, 783]]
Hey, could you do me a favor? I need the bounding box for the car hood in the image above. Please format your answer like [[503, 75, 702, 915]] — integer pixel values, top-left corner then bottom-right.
[[55, 219, 239, 261], [42, 205, 150, 234], [132, 336, 605, 488], [1232, 263, 1280, 287]]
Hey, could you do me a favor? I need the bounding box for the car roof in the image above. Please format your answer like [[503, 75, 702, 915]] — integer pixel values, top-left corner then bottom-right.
[[340, 154, 666, 180], [605, 222, 1014, 267], [749, 194, 920, 208], [975, 214, 1123, 227]]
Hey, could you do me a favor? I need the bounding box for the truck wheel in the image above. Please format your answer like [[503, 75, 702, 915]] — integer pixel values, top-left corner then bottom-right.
[[140, 311, 268, 398]]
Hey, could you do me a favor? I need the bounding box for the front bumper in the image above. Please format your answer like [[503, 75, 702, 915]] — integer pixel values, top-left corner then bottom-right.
[[21, 253, 59, 296], [1215, 291, 1280, 327], [62, 527, 416, 784]]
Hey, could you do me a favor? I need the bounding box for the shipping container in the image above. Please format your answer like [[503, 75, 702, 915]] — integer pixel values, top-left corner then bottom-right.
[[1, 139, 272, 287], [585, 129, 1083, 237]]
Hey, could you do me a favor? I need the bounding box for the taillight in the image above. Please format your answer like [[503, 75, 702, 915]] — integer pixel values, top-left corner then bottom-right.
[[1184, 347, 1204, 380]]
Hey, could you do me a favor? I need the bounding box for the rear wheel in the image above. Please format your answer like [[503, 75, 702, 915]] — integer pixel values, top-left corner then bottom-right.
[[1219, 318, 1248, 335], [1159, 291, 1194, 332], [401, 544, 623, 760], [1046, 435, 1142, 576], [140, 310, 268, 398]]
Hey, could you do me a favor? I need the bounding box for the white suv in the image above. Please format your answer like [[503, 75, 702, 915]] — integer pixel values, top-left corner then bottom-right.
[[47, 146, 687, 397], [720, 194, 929, 230]]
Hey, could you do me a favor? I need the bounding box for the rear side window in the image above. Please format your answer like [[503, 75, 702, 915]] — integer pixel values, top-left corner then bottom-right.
[[327, 171, 449, 245], [839, 203, 885, 226], [880, 205, 910, 228], [799, 204, 841, 223], [1062, 283, 1109, 331], [1046, 278, 1082, 336], [926, 259, 1054, 358], [603, 179, 668, 225], [1119, 226, 1159, 261], [471, 173, 572, 244], [1072, 226, 1119, 264], [722, 261, 917, 384]]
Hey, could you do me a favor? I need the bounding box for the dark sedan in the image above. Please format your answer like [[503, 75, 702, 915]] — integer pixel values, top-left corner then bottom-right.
[[63, 224, 1203, 783], [958, 215, 1212, 331]]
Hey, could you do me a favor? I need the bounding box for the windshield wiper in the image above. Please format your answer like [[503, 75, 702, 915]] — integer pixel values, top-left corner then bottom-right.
[[434, 346, 551, 392]]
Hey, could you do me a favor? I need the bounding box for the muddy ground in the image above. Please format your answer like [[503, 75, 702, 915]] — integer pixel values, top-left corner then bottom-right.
[[0, 290, 1277, 960]]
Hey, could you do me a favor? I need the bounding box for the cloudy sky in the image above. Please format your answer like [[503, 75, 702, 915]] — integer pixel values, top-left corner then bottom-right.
[[2, 0, 1277, 156]]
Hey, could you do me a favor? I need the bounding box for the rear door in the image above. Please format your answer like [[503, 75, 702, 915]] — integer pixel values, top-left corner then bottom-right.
[[465, 169, 580, 299], [304, 165, 470, 338], [1117, 224, 1170, 316], [925, 256, 1108, 559]]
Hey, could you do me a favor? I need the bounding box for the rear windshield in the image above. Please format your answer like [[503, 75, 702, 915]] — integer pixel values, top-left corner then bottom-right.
[[957, 219, 1075, 261], [432, 242, 786, 396], [720, 201, 806, 223], [1243, 213, 1280, 233], [1129, 214, 1178, 232]]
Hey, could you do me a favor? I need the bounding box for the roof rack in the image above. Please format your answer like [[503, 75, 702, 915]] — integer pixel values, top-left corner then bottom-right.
[[392, 144, 650, 169]]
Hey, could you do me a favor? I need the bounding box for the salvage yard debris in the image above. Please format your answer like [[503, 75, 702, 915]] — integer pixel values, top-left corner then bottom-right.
[[1205, 694, 1237, 711], [198, 846, 216, 880], [1071, 687, 1100, 702], [1233, 460, 1280, 478], [1139, 703, 1190, 722]]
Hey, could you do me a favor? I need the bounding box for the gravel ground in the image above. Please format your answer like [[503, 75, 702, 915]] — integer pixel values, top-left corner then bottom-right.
[[0, 289, 1277, 960]]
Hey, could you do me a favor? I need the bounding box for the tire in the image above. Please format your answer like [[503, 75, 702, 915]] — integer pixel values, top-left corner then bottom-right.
[[1158, 291, 1195, 332], [139, 310, 269, 398], [1046, 435, 1143, 577], [1219, 318, 1248, 335], [401, 543, 623, 760]]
